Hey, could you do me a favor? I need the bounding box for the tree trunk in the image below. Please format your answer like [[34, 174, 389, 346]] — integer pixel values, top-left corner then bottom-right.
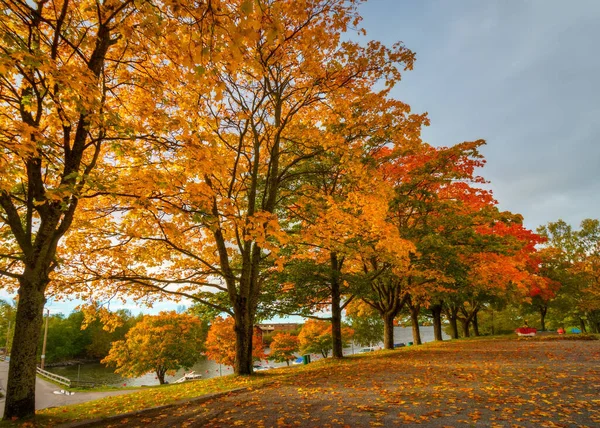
[[449, 317, 459, 339], [472, 310, 480, 337], [4, 276, 47, 419], [409, 303, 422, 345], [460, 317, 470, 338], [446, 305, 459, 339], [233, 302, 254, 375], [157, 369, 166, 385], [330, 253, 343, 359], [382, 313, 395, 349], [579, 317, 587, 333], [430, 304, 443, 341], [539, 305, 547, 331]]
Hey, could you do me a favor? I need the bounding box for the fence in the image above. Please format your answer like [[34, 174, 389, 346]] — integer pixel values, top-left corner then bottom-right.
[[2, 357, 99, 388], [35, 367, 71, 387]]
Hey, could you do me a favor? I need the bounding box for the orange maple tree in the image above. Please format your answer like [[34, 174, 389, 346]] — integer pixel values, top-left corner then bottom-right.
[[65, 0, 420, 376], [204, 317, 265, 367], [102, 312, 206, 385], [269, 333, 299, 366]]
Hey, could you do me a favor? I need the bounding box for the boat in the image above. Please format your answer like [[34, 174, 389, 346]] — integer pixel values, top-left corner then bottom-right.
[[173, 371, 202, 383]]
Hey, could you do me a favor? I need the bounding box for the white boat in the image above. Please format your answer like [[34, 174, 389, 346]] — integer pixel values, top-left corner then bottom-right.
[[173, 371, 202, 383]]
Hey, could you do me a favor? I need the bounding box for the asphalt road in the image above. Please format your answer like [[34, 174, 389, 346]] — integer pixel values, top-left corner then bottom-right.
[[0, 361, 138, 417]]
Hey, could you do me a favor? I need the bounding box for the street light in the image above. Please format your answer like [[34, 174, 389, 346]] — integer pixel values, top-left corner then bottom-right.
[[40, 308, 49, 370]]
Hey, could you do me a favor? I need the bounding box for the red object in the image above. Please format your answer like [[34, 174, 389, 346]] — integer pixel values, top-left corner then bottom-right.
[[515, 327, 537, 336], [557, 328, 565, 335]]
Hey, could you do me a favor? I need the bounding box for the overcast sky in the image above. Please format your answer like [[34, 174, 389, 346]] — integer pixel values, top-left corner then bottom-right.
[[357, 0, 600, 231], [11, 1, 599, 316]]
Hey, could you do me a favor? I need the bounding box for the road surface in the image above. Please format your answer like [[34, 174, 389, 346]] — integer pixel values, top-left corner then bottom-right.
[[0, 361, 139, 417]]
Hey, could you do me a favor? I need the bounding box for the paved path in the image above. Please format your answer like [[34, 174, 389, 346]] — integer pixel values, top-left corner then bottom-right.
[[0, 362, 139, 417]]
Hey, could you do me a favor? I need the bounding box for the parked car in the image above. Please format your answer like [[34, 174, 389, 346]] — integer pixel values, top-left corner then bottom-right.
[[358, 347, 375, 353]]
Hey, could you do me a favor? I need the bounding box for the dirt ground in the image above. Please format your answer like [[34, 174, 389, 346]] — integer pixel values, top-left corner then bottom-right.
[[79, 339, 600, 427]]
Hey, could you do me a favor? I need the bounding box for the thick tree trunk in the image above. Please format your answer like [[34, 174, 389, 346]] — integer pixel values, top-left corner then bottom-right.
[[233, 302, 254, 375], [539, 305, 547, 331], [448, 314, 459, 339], [460, 318, 470, 338], [430, 304, 443, 341], [383, 313, 395, 349], [472, 310, 480, 337], [330, 253, 343, 359], [409, 304, 422, 345], [4, 276, 47, 419]]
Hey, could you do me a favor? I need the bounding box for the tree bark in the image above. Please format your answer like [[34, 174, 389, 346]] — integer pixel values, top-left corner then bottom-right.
[[430, 304, 443, 341], [330, 253, 343, 359], [472, 310, 480, 337], [539, 305, 547, 331], [4, 277, 47, 419], [408, 301, 422, 345], [460, 317, 470, 338], [383, 313, 395, 349], [579, 317, 587, 333], [449, 317, 459, 339], [233, 299, 255, 375], [156, 369, 166, 385]]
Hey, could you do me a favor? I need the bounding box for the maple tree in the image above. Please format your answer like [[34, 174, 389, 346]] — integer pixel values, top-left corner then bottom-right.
[[298, 319, 353, 358], [356, 141, 492, 348], [0, 0, 234, 416], [345, 303, 384, 347], [65, 0, 419, 376], [102, 312, 206, 385], [0, 0, 155, 417], [270, 90, 425, 357], [204, 316, 265, 367], [269, 332, 299, 366]]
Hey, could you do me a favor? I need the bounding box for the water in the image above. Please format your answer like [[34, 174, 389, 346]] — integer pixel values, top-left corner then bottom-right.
[[48, 358, 238, 387], [48, 326, 447, 386], [344, 326, 450, 353]]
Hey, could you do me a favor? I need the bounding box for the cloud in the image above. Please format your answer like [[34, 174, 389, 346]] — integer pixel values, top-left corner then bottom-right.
[[357, 0, 600, 229]]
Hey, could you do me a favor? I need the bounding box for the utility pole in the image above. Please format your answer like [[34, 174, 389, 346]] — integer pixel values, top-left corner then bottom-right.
[[41, 309, 49, 370], [4, 320, 10, 358]]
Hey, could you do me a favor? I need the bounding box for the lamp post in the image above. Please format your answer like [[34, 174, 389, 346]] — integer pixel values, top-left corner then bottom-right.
[[40, 309, 49, 370]]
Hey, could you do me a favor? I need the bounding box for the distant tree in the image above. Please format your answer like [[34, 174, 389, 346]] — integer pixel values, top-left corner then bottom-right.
[[269, 333, 299, 366], [102, 312, 206, 385], [347, 314, 384, 348], [204, 317, 265, 367], [298, 320, 353, 358], [0, 300, 16, 354], [85, 310, 142, 360]]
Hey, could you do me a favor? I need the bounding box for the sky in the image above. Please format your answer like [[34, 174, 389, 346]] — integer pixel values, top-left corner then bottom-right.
[[357, 0, 600, 232], [5, 0, 599, 316]]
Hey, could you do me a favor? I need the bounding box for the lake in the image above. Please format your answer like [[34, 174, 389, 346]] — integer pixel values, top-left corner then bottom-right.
[[47, 326, 448, 387]]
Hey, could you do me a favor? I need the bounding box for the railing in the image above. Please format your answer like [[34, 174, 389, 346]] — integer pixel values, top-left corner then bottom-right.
[[36, 367, 71, 387]]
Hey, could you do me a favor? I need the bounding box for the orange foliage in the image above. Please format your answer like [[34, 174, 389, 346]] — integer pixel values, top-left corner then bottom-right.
[[205, 317, 265, 367]]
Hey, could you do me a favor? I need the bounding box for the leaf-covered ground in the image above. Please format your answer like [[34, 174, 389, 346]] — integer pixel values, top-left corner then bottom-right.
[[69, 338, 600, 427], [38, 338, 600, 426]]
